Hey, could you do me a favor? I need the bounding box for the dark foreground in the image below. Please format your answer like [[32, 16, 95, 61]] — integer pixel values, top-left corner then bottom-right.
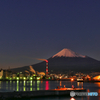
[[0, 88, 86, 100]]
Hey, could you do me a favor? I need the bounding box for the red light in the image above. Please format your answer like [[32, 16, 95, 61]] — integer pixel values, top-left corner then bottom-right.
[[89, 78, 91, 81], [46, 60, 48, 63]]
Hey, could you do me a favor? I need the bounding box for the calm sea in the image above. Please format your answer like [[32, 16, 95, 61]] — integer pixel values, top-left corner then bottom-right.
[[0, 80, 100, 100]]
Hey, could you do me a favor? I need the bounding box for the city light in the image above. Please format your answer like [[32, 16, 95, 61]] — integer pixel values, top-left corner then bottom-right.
[[37, 77, 40, 80], [48, 77, 51, 79], [33, 74, 36, 76], [17, 77, 19, 80], [23, 77, 26, 80], [30, 77, 33, 80], [71, 78, 74, 81]]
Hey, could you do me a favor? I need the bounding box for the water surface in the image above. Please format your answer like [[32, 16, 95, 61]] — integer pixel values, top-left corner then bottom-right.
[[0, 81, 100, 100]]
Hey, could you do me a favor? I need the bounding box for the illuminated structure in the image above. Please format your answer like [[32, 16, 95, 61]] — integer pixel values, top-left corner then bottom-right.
[[37, 72, 45, 76], [29, 66, 36, 73], [0, 69, 12, 79], [0, 69, 3, 78], [37, 58, 49, 76], [46, 60, 48, 75], [93, 75, 100, 81]]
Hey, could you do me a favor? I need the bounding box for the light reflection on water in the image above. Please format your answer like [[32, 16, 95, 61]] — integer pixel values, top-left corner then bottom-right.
[[77, 82, 83, 88], [13, 81, 15, 91], [0, 81, 100, 100], [0, 81, 99, 91], [6, 81, 8, 90], [10, 81, 12, 90], [30, 81, 32, 91], [60, 81, 62, 86], [37, 80, 40, 90], [45, 81, 49, 90], [94, 82, 100, 97], [17, 80, 19, 91]]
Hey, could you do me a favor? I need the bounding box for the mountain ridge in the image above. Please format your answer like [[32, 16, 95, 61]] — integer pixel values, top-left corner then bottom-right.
[[11, 48, 100, 73]]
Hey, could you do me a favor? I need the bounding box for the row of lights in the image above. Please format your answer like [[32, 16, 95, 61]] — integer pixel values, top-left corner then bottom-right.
[[5, 77, 41, 80]]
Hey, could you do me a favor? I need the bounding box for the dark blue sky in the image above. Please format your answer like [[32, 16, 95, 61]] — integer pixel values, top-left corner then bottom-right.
[[0, 0, 100, 69]]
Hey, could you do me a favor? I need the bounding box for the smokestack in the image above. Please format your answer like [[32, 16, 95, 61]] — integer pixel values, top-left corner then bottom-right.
[[36, 58, 49, 76], [46, 60, 48, 75]]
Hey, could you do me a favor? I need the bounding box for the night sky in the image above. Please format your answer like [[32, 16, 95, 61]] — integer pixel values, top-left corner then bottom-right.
[[0, 0, 100, 69]]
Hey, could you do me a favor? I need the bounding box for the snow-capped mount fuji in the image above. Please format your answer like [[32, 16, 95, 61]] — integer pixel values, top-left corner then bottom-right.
[[11, 48, 100, 73], [52, 48, 86, 58]]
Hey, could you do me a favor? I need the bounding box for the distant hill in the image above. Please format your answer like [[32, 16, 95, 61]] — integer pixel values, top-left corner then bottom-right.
[[11, 48, 100, 73]]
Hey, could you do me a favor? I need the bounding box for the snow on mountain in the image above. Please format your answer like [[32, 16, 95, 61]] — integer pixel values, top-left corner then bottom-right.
[[52, 48, 86, 58]]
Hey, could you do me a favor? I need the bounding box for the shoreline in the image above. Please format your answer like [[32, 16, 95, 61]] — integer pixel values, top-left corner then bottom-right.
[[0, 79, 100, 82]]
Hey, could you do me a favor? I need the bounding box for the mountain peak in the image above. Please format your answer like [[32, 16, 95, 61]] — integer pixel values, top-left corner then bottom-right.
[[52, 48, 86, 58]]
